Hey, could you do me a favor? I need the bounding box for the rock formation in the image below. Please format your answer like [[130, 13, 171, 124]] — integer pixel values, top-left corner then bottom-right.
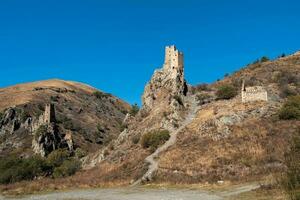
[[32, 104, 73, 157], [142, 45, 188, 112]]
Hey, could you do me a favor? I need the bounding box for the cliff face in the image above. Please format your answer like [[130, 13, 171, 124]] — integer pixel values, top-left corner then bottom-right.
[[0, 79, 130, 158]]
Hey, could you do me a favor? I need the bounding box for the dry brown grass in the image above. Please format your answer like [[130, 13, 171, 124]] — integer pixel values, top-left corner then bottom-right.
[[155, 97, 300, 184]]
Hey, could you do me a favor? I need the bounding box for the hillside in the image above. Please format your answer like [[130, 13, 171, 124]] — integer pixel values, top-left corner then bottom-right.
[[76, 48, 300, 186], [0, 48, 299, 195], [0, 79, 130, 157]]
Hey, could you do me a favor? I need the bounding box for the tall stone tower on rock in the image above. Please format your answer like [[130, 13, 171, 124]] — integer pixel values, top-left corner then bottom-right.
[[44, 103, 56, 123], [142, 45, 187, 111]]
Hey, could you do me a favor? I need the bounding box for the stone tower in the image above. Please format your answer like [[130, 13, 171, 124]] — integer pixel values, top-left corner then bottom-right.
[[142, 45, 187, 110], [163, 45, 184, 80], [44, 104, 56, 123]]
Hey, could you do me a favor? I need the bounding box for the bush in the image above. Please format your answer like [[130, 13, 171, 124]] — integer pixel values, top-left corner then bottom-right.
[[279, 95, 300, 120], [260, 56, 270, 62], [130, 103, 139, 116], [75, 148, 86, 159], [93, 91, 111, 99], [216, 85, 237, 100], [280, 133, 300, 199], [0, 156, 48, 184], [141, 130, 170, 151], [52, 158, 81, 178], [47, 149, 70, 168], [196, 93, 212, 105]]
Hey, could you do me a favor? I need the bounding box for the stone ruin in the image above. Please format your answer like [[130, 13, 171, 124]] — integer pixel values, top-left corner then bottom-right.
[[142, 45, 187, 111], [241, 80, 268, 103], [32, 103, 73, 157]]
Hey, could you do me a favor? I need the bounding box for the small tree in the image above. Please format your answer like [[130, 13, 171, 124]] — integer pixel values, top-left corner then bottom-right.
[[260, 56, 270, 62], [130, 103, 139, 116], [216, 85, 237, 100]]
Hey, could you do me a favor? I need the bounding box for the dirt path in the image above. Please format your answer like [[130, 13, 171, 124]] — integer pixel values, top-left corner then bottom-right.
[[0, 184, 260, 200], [133, 96, 199, 185]]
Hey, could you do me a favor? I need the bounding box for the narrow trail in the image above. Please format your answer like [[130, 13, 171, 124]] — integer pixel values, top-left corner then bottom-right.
[[132, 96, 199, 186]]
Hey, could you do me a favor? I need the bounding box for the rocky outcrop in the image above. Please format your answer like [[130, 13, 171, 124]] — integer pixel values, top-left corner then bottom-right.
[[31, 104, 73, 157], [142, 45, 188, 112], [0, 104, 73, 157], [0, 107, 27, 135], [32, 123, 72, 157]]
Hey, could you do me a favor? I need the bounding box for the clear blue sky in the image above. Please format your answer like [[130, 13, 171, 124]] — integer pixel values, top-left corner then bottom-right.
[[1, 0, 300, 105]]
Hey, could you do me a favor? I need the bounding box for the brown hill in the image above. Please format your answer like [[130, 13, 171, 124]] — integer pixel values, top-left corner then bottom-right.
[[0, 79, 130, 157]]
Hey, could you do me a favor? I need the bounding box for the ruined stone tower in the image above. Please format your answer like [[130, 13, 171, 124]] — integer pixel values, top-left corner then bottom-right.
[[142, 45, 187, 111], [164, 45, 184, 79], [44, 103, 56, 123]]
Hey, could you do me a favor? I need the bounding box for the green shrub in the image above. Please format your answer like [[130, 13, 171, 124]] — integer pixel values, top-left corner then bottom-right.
[[196, 93, 211, 105], [260, 56, 270, 62], [75, 148, 86, 159], [47, 149, 70, 168], [279, 95, 300, 120], [141, 130, 170, 151], [0, 156, 48, 184], [216, 85, 237, 100], [93, 91, 111, 99], [130, 103, 139, 116], [52, 158, 81, 178]]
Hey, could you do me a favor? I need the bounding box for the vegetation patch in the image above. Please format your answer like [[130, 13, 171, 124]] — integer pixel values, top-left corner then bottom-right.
[[141, 130, 170, 152], [34, 125, 48, 139], [52, 158, 81, 178], [278, 95, 300, 120], [0, 156, 49, 184], [129, 103, 140, 116], [216, 84, 237, 100], [93, 91, 112, 99], [0, 149, 81, 184], [196, 93, 212, 105]]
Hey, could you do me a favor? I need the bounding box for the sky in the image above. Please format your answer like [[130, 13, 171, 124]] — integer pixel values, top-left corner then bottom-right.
[[0, 0, 300, 105]]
